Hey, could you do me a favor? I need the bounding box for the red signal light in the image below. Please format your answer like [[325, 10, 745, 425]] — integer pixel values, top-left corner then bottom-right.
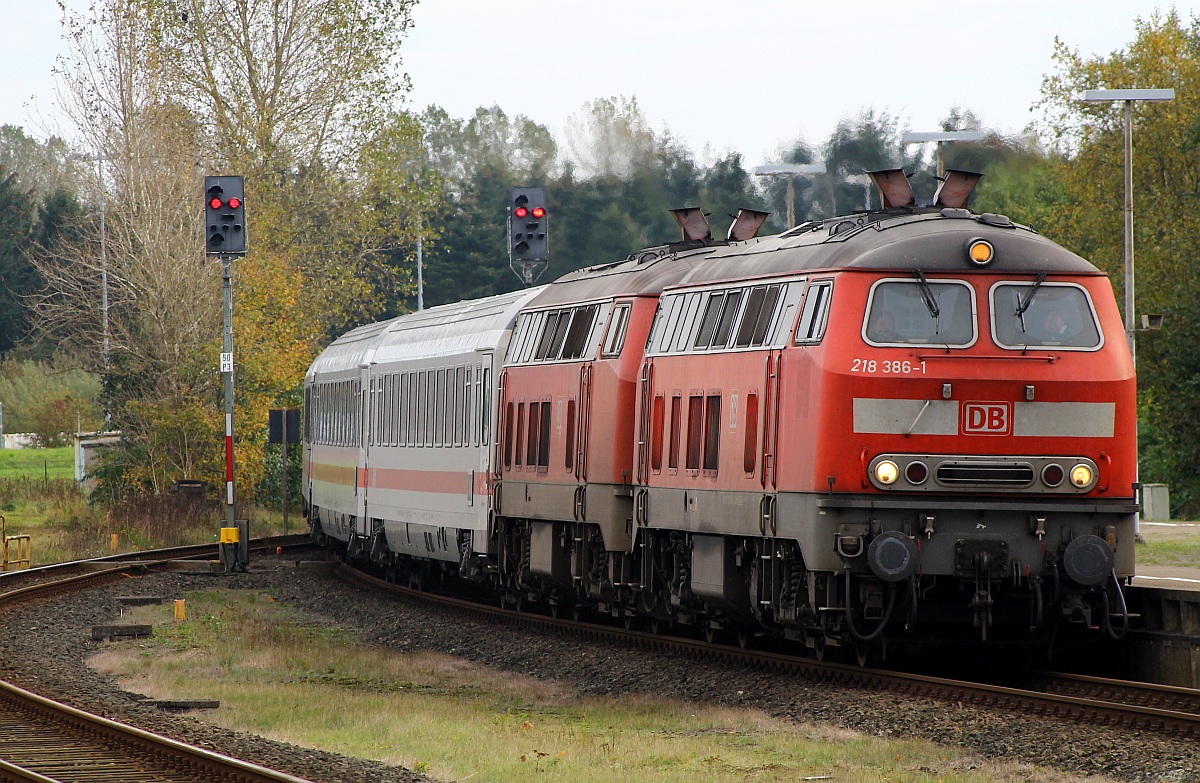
[[228, 197, 241, 209], [209, 197, 223, 209], [531, 206, 545, 218], [514, 206, 528, 218]]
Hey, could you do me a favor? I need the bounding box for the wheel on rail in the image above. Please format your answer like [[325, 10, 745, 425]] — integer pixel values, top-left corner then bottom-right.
[[704, 623, 718, 644], [855, 643, 881, 668], [813, 635, 828, 662], [736, 624, 753, 649]]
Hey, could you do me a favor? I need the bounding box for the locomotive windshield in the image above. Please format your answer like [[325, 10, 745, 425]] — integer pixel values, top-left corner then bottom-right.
[[863, 279, 976, 347], [991, 282, 1102, 350]]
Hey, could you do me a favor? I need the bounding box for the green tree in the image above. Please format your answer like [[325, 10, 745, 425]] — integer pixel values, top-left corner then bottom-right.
[[1037, 11, 1200, 514]]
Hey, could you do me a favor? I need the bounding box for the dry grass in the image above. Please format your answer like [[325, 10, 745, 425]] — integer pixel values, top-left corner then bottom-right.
[[90, 590, 1117, 783]]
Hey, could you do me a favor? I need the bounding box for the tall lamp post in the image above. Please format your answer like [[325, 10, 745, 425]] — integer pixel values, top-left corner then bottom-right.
[[1081, 88, 1175, 364], [899, 130, 988, 178], [1083, 88, 1174, 542], [753, 163, 824, 228]]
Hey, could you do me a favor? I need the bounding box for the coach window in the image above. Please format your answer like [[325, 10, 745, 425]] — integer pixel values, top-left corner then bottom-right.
[[465, 366, 474, 447], [795, 280, 833, 344], [387, 374, 394, 446], [482, 367, 492, 446], [372, 378, 381, 446], [384, 375, 394, 446], [991, 281, 1102, 350], [416, 371, 426, 447], [602, 303, 632, 357], [863, 278, 976, 348]]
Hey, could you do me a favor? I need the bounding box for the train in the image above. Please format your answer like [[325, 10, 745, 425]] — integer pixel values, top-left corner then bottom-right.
[[302, 169, 1138, 662]]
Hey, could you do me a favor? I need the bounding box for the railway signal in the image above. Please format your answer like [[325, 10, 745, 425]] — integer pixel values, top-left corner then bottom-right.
[[204, 175, 247, 255], [204, 175, 248, 569], [509, 187, 548, 285]]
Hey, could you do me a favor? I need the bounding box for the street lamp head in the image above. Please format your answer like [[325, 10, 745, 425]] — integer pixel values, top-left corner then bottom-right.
[[900, 131, 988, 144], [1082, 88, 1175, 102], [752, 164, 825, 176]]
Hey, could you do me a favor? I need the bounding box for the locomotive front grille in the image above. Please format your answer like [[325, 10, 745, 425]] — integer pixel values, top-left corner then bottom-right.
[[936, 461, 1034, 487]]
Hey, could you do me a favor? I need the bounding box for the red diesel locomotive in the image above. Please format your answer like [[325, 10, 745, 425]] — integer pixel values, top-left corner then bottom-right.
[[304, 170, 1137, 659]]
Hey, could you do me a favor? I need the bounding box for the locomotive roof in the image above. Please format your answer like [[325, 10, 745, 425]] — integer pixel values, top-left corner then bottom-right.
[[686, 209, 1102, 285], [527, 208, 1102, 308]]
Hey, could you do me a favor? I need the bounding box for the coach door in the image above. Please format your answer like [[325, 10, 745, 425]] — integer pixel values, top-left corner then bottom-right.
[[355, 365, 371, 538]]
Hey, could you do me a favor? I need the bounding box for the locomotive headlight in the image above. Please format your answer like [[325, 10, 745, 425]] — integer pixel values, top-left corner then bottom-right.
[[965, 238, 995, 267], [1069, 463, 1095, 488], [874, 460, 900, 485]]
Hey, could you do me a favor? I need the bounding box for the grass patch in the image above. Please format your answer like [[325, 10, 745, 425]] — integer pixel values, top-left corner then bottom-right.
[[91, 590, 1115, 783], [0, 446, 292, 565], [1134, 524, 1200, 568], [0, 447, 74, 480]]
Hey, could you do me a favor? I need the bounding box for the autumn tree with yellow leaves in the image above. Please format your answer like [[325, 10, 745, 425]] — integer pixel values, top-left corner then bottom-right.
[[35, 0, 436, 502]]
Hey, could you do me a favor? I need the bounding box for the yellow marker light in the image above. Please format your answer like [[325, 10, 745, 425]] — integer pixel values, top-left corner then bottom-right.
[[1070, 464, 1094, 488], [967, 239, 994, 266], [874, 460, 900, 485]]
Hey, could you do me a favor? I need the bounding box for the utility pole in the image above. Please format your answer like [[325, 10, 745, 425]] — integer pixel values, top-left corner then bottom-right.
[[752, 164, 823, 228]]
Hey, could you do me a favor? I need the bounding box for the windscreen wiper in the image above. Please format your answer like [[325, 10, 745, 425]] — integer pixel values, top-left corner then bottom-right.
[[912, 270, 940, 316], [1015, 272, 1047, 332]]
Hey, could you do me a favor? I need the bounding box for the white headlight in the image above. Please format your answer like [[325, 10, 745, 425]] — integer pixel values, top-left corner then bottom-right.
[[1070, 464, 1095, 488], [874, 460, 899, 485]]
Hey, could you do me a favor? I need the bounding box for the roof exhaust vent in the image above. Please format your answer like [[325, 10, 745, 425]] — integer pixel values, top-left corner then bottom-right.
[[726, 208, 770, 241], [867, 169, 916, 208], [934, 169, 983, 209], [671, 207, 711, 241]]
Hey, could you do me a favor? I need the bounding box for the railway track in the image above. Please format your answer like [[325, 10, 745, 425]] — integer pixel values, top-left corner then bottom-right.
[[0, 536, 316, 783], [332, 561, 1200, 739]]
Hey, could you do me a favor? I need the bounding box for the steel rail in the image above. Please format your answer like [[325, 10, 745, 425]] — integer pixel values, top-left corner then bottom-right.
[[332, 562, 1200, 738], [0, 537, 320, 782]]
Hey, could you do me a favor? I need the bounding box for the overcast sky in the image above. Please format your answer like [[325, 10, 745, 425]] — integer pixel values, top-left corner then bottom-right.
[[6, 1, 1193, 166]]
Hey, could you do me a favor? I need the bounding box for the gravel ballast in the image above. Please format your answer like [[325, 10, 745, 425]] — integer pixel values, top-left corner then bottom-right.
[[0, 558, 1195, 783]]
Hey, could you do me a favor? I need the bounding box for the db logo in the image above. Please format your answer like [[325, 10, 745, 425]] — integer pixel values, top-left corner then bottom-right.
[[962, 401, 1012, 435]]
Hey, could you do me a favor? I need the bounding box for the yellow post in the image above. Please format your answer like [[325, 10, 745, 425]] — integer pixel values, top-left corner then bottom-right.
[[110, 533, 119, 554], [174, 599, 187, 621]]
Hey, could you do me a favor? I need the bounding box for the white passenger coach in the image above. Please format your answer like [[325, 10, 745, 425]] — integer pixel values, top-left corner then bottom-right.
[[303, 287, 545, 569]]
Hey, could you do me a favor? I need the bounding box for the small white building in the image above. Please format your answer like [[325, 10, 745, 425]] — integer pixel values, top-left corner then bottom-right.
[[74, 431, 121, 492]]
